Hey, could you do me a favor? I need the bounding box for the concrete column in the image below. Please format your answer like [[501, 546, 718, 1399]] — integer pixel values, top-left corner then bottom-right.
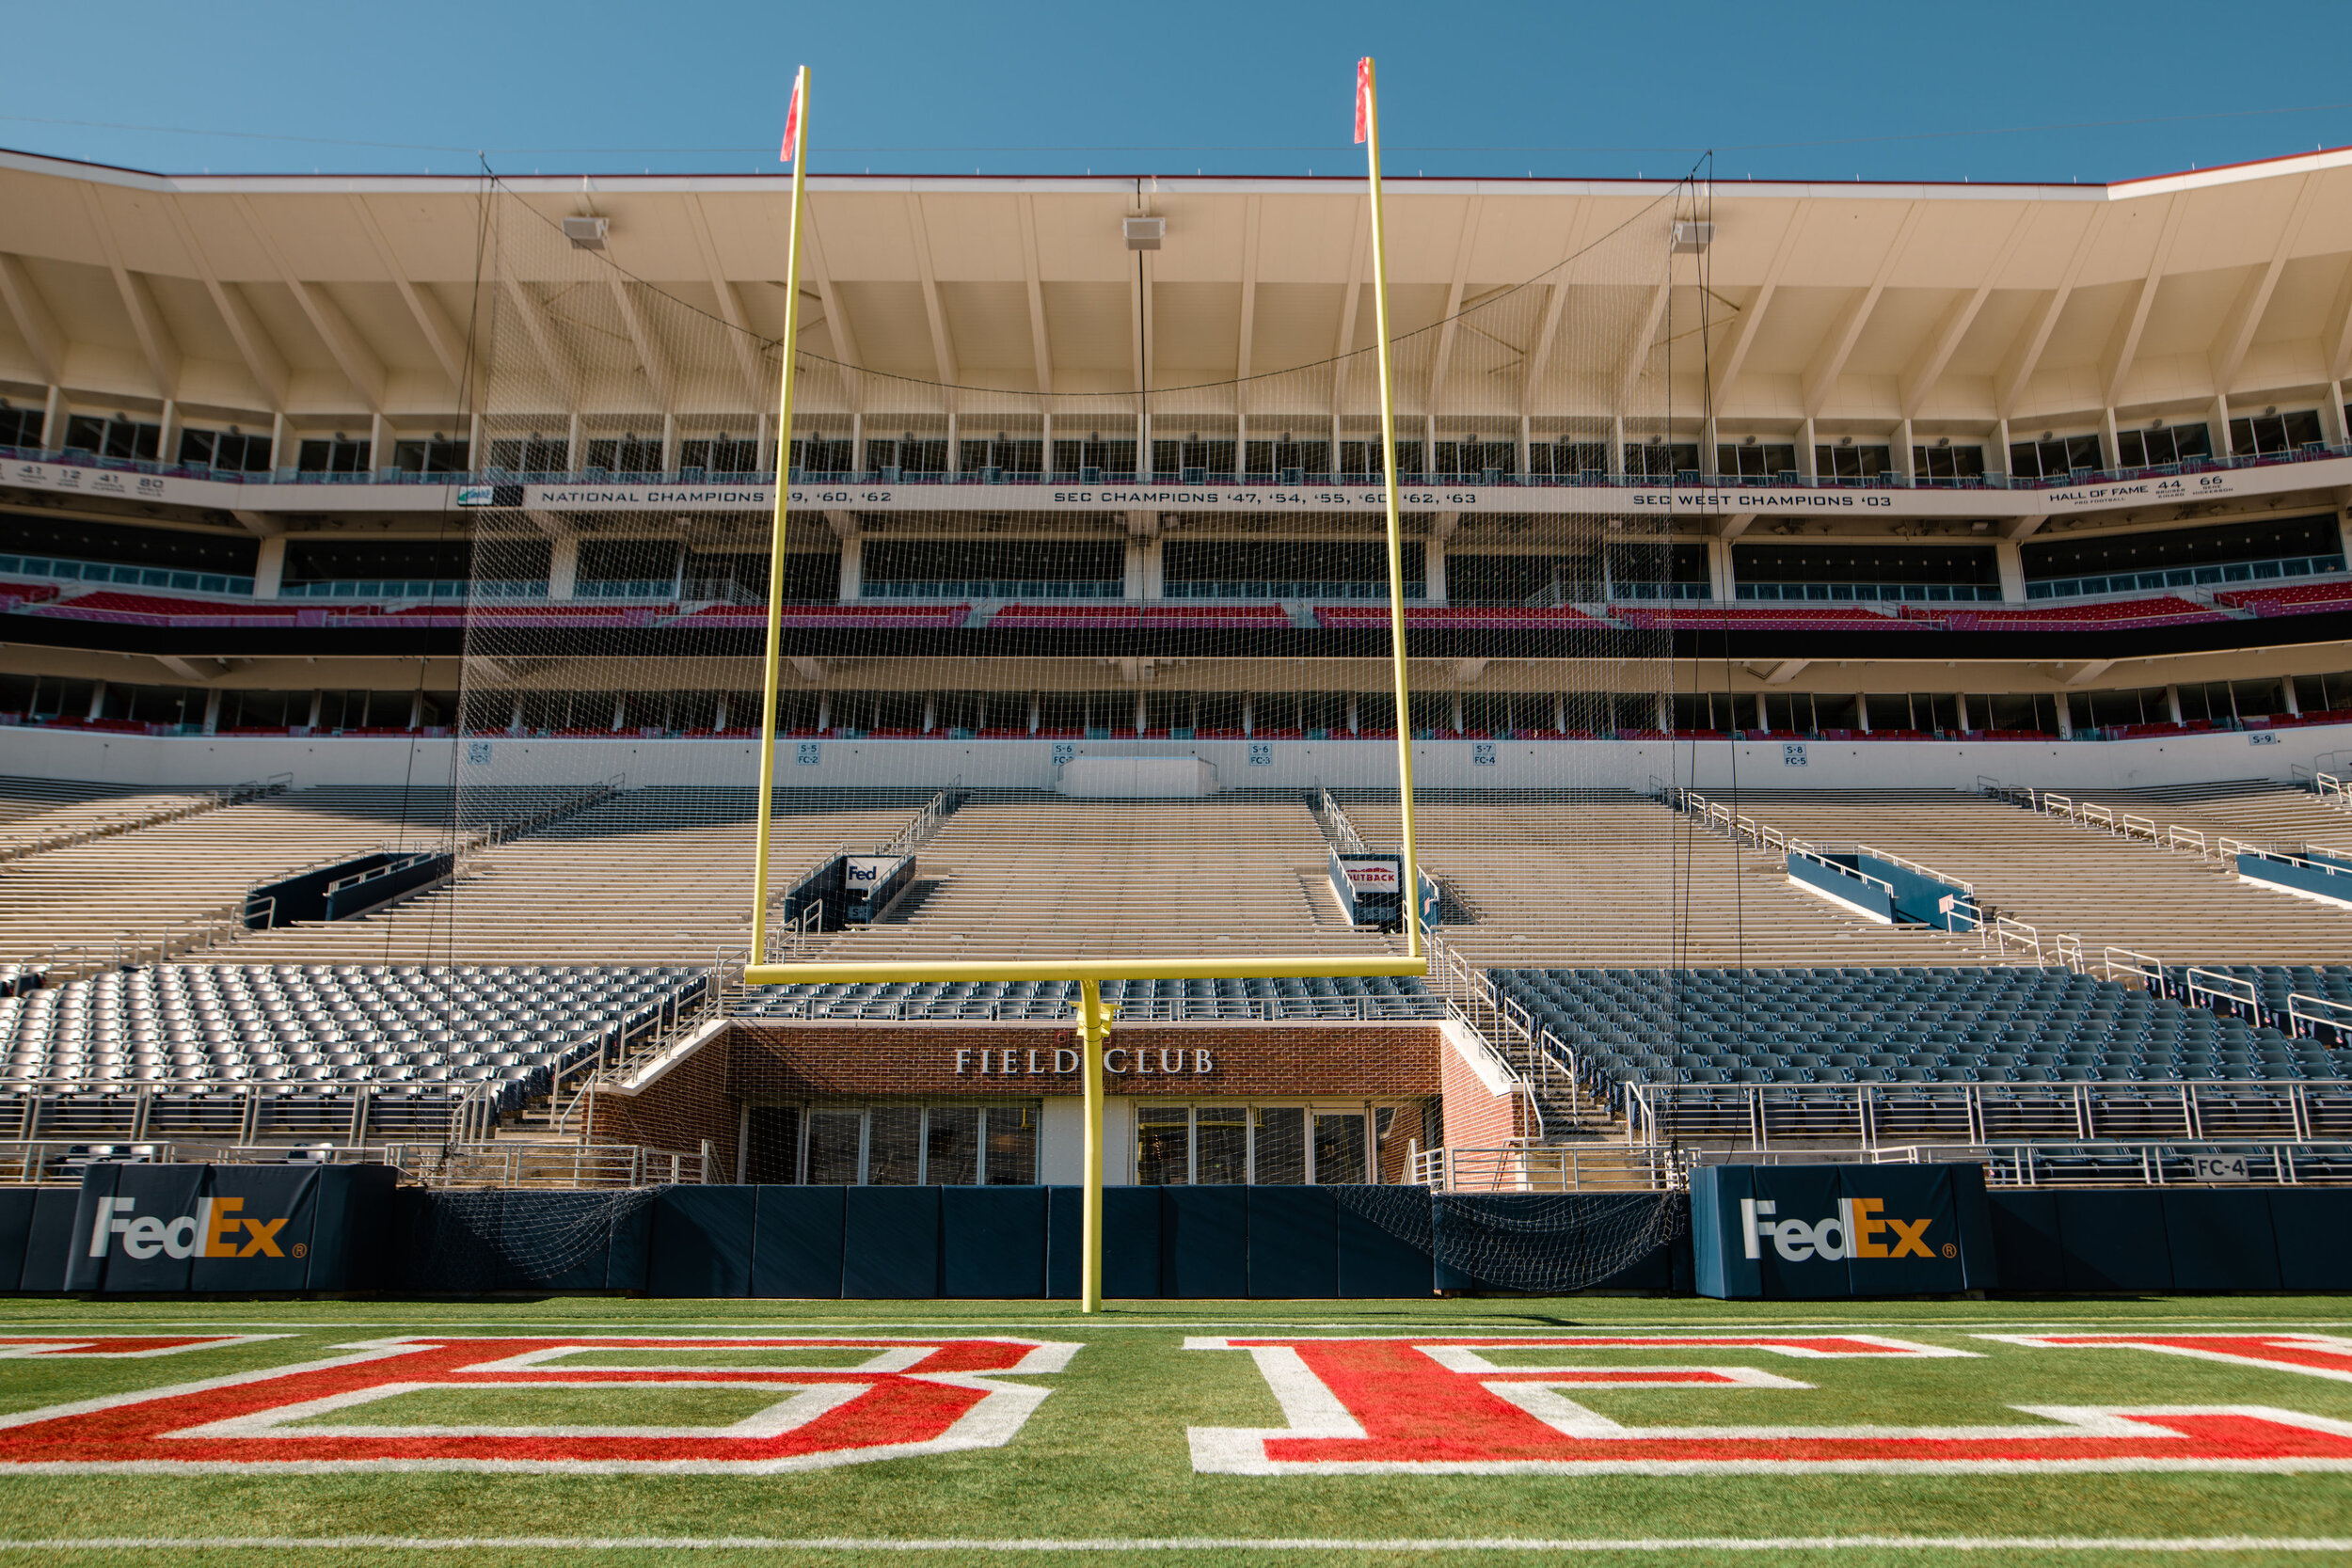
[[2210, 395, 2233, 456], [469, 412, 485, 471], [1040, 410, 1053, 477], [1706, 538, 1734, 602], [2282, 676, 2302, 717], [849, 412, 864, 472], [201, 689, 223, 735], [946, 412, 960, 474], [1242, 696, 1253, 737], [548, 535, 580, 600], [1994, 539, 2027, 604], [1123, 539, 1145, 600], [1134, 689, 1146, 734], [2056, 694, 2073, 738], [87, 681, 107, 721], [2325, 381, 2348, 446], [368, 412, 389, 476], [565, 413, 583, 473], [922, 693, 937, 734], [1347, 693, 1359, 735], [408, 689, 424, 730], [509, 694, 525, 736], [1750, 692, 1767, 736], [1450, 692, 1464, 735], [2337, 506, 2352, 568], [1957, 691, 1972, 732], [1994, 418, 2011, 480], [40, 385, 65, 449], [1656, 690, 1671, 733], [660, 412, 679, 474], [755, 412, 773, 474], [837, 535, 862, 602], [1027, 693, 1040, 735], [2101, 406, 2121, 469], [253, 536, 287, 599], [1856, 692, 1871, 734], [1608, 415, 1626, 477], [269, 411, 288, 474], [816, 692, 832, 732], [612, 695, 627, 732], [1516, 414, 1531, 481], [1424, 537, 1448, 605], [157, 400, 181, 465], [1797, 418, 1818, 481], [1553, 693, 1566, 734], [1141, 539, 1164, 599], [2166, 685, 2185, 725], [1700, 414, 1720, 480], [1894, 418, 1915, 483], [306, 689, 324, 729]]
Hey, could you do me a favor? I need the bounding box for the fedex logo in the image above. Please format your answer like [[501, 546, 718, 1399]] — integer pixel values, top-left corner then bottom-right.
[[87, 1196, 295, 1261], [1740, 1196, 1940, 1263]]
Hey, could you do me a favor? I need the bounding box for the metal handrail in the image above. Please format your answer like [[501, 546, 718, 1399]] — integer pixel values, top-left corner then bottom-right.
[[1854, 842, 1977, 895]]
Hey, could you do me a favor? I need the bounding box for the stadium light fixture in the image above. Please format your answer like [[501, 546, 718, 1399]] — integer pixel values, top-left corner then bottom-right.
[[562, 216, 610, 250], [1672, 220, 1713, 252], [1123, 217, 1165, 250]]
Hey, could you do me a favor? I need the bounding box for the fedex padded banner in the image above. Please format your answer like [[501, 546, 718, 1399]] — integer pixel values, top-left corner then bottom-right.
[[64, 1163, 395, 1294], [1690, 1162, 1995, 1299]]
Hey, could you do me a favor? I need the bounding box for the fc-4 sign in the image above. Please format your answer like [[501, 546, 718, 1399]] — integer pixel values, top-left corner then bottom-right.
[[1186, 1336, 2352, 1475], [0, 1337, 1076, 1473]]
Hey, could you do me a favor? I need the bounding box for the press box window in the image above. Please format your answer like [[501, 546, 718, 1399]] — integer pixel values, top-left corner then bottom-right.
[[64, 415, 160, 462], [178, 428, 273, 473], [297, 437, 373, 475], [757, 1101, 1038, 1186]]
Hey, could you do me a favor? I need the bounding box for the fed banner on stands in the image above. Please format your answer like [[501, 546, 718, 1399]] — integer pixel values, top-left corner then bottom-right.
[[63, 1164, 396, 1293], [1690, 1163, 1996, 1298]]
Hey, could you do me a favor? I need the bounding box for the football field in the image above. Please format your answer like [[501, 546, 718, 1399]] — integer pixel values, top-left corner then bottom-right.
[[0, 1295, 2344, 1567]]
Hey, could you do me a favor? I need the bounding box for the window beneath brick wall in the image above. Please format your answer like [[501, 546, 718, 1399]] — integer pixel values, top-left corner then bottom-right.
[[754, 1101, 1039, 1185], [1128, 1101, 1377, 1185]]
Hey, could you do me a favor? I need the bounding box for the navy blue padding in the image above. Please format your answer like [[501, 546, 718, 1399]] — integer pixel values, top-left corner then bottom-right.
[[1585, 1238, 1675, 1291], [1688, 1165, 1756, 1299], [1247, 1187, 1336, 1298], [943, 1186, 1047, 1298], [2159, 1191, 2282, 1291], [2268, 1192, 2352, 1290], [605, 1192, 653, 1291], [2055, 1191, 2172, 1291], [1161, 1186, 1249, 1298], [191, 1167, 318, 1293], [525, 1192, 619, 1291], [1949, 1163, 1998, 1291], [62, 1166, 119, 1293], [751, 1187, 845, 1298], [1332, 1188, 1434, 1298], [648, 1186, 756, 1298], [306, 1165, 394, 1291], [19, 1189, 79, 1292], [841, 1186, 942, 1298], [99, 1165, 207, 1292], [0, 1190, 34, 1295], [1045, 1186, 1160, 1299], [1985, 1191, 2066, 1291]]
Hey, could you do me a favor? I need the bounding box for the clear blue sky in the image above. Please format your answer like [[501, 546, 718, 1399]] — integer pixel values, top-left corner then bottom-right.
[[2, 0, 2346, 186]]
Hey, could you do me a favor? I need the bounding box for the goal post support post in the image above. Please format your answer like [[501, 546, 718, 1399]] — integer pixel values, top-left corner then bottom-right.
[[1075, 979, 1113, 1313]]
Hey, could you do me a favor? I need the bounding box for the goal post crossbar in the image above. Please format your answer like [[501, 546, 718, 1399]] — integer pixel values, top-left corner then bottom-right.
[[743, 954, 1431, 987]]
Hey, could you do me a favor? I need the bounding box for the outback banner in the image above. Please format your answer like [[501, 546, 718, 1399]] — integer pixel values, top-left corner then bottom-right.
[[1690, 1162, 1996, 1299]]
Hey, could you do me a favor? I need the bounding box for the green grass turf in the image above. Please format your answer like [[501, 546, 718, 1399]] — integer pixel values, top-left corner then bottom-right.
[[0, 1295, 2342, 1568]]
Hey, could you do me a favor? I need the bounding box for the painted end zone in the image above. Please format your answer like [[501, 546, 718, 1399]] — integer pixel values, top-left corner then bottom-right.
[[1184, 1336, 2352, 1475]]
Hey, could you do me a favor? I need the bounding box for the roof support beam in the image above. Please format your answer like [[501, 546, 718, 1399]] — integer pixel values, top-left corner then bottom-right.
[[80, 188, 178, 398], [1710, 201, 1810, 410], [604, 274, 673, 415], [1803, 202, 1922, 418], [1617, 276, 1673, 409], [683, 194, 767, 409], [0, 252, 65, 386], [1995, 210, 2105, 419], [500, 279, 582, 412], [904, 194, 959, 405], [231, 195, 382, 412], [1424, 197, 1485, 427], [1017, 194, 1052, 396], [1327, 202, 1370, 424], [798, 207, 861, 416], [2208, 172, 2320, 397], [1899, 209, 2032, 419], [346, 197, 470, 397], [1233, 195, 1261, 415], [160, 202, 287, 410], [2099, 198, 2187, 409], [1519, 200, 1592, 418], [2328, 257, 2352, 386]]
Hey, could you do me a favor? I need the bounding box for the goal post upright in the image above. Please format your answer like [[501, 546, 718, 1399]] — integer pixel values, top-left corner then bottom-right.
[[1358, 54, 1424, 963], [750, 62, 814, 969]]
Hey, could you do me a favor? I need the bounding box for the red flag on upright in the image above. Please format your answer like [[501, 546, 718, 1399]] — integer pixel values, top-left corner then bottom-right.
[[780, 71, 805, 164], [1354, 57, 1372, 145]]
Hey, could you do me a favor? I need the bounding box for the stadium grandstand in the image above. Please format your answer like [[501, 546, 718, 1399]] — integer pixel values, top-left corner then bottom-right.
[[2, 131, 2352, 1261]]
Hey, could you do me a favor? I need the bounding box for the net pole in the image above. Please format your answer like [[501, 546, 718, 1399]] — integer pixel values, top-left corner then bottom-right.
[[749, 63, 813, 967], [1359, 56, 1422, 963], [1076, 979, 1114, 1313]]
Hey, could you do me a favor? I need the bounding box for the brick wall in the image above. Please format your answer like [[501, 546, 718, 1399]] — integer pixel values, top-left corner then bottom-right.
[[1439, 1024, 1525, 1150], [585, 1031, 738, 1177], [729, 1021, 1441, 1099]]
